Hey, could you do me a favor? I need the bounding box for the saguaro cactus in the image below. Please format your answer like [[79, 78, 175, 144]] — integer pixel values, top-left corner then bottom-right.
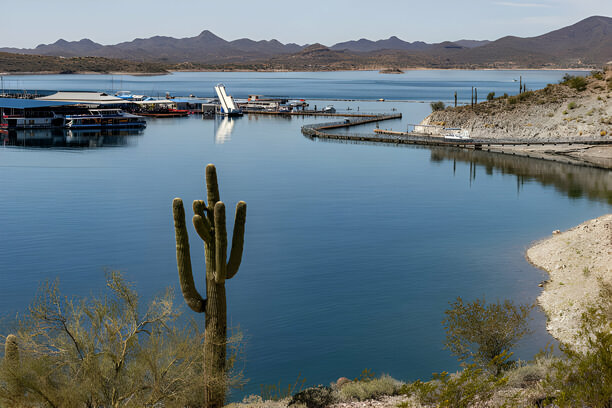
[[172, 164, 246, 408]]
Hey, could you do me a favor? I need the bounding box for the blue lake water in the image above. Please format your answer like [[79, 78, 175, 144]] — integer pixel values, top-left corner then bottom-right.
[[1, 70, 609, 400]]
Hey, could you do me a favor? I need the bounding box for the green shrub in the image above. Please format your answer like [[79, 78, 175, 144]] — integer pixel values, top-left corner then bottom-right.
[[260, 374, 306, 401], [543, 280, 612, 407], [442, 297, 533, 374], [591, 71, 604, 80], [430, 101, 445, 112], [567, 101, 578, 110], [560, 74, 588, 91], [339, 374, 400, 401], [0, 272, 246, 408], [505, 351, 557, 389], [289, 386, 337, 408], [508, 95, 519, 105], [400, 364, 508, 408], [486, 92, 495, 101]]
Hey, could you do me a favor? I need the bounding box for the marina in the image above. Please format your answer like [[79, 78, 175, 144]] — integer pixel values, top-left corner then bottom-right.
[[1, 70, 609, 400]]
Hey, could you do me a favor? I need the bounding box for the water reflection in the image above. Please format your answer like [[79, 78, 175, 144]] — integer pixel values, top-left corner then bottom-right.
[[1, 128, 144, 148], [214, 117, 236, 144], [429, 146, 612, 204]]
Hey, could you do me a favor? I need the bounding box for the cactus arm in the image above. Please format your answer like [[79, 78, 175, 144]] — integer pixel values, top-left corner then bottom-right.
[[214, 201, 227, 284], [206, 164, 220, 214], [193, 200, 207, 218], [173, 198, 206, 313], [226, 201, 246, 280], [193, 215, 213, 243]]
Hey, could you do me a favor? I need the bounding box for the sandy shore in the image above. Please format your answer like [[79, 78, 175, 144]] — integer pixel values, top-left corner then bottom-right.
[[526, 214, 612, 347]]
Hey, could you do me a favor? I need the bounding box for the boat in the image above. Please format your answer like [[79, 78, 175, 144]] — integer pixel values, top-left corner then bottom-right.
[[322, 105, 336, 113], [443, 128, 471, 140], [2, 112, 65, 129], [65, 109, 146, 129]]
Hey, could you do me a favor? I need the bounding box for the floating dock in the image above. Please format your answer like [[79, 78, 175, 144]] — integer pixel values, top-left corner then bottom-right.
[[302, 119, 612, 150]]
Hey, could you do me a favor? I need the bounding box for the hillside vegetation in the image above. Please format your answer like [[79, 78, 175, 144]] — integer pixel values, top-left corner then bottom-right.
[[422, 69, 612, 142], [0, 52, 168, 74]]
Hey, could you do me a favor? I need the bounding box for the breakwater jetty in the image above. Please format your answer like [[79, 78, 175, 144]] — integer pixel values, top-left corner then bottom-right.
[[302, 119, 612, 149], [300, 113, 402, 136]]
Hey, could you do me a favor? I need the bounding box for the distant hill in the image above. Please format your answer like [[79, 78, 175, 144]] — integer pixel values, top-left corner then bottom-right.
[[0, 31, 304, 64], [453, 40, 491, 48], [0, 16, 610, 71], [0, 52, 168, 74], [330, 36, 432, 52]]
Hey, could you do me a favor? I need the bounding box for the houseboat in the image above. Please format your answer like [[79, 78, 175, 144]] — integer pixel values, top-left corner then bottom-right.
[[65, 109, 146, 129], [1, 111, 65, 129]]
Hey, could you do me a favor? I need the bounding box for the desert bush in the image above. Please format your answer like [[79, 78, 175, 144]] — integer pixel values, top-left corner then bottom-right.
[[0, 272, 245, 408], [543, 280, 612, 407], [487, 92, 495, 101], [260, 374, 307, 401], [505, 350, 557, 389], [430, 101, 445, 111], [399, 364, 508, 408], [339, 374, 400, 401], [226, 395, 289, 408], [560, 74, 588, 91], [442, 297, 533, 374], [289, 385, 337, 408], [567, 101, 578, 110]]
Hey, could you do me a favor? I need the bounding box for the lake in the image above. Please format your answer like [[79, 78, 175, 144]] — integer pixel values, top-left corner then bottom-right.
[[1, 70, 609, 400]]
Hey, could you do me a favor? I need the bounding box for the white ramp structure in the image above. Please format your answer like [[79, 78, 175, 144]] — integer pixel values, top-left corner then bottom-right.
[[214, 84, 243, 116]]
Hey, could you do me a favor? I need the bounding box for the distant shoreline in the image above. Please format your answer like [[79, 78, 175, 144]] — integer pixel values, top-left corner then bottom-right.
[[0, 67, 593, 76]]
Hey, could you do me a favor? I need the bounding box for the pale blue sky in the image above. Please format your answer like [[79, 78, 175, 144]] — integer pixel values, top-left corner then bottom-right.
[[1, 0, 610, 48]]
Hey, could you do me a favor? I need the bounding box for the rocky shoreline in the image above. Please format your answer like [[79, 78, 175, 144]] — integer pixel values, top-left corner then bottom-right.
[[526, 214, 612, 348], [420, 69, 612, 169]]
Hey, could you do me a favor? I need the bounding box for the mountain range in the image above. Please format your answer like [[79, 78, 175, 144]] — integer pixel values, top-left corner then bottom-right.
[[1, 16, 610, 70]]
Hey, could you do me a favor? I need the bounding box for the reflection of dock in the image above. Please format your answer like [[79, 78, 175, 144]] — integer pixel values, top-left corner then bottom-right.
[[1, 128, 143, 148]]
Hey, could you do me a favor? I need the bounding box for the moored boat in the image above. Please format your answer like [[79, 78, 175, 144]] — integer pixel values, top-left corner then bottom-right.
[[65, 109, 146, 129], [443, 128, 471, 140]]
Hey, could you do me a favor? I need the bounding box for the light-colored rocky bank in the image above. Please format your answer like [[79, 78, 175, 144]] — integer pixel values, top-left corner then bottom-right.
[[420, 69, 612, 168], [526, 214, 612, 348]]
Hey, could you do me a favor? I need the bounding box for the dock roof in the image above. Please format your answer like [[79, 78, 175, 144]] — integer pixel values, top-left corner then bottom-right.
[[0, 98, 79, 109], [36, 92, 127, 104]]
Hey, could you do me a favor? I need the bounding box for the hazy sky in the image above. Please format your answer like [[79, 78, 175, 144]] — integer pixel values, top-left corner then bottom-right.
[[1, 0, 610, 48]]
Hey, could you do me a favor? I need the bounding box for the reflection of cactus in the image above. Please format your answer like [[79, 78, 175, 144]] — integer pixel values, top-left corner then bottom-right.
[[172, 163, 246, 408], [4, 334, 18, 364]]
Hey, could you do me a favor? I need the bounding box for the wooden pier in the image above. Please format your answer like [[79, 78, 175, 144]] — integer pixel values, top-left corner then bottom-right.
[[245, 110, 397, 119]]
